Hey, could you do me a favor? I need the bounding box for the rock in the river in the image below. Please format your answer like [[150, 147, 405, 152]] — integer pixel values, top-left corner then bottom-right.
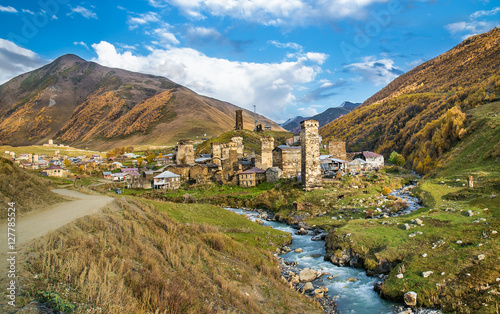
[[302, 282, 314, 292], [404, 291, 417, 306], [299, 268, 318, 282], [294, 248, 303, 253], [313, 289, 324, 298], [422, 271, 433, 278], [296, 228, 309, 235], [347, 277, 359, 282]]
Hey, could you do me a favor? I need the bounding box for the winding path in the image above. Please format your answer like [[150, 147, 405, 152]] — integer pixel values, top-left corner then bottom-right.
[[0, 189, 113, 305]]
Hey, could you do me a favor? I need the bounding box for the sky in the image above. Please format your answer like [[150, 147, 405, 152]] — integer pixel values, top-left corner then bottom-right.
[[0, 1, 498, 123]]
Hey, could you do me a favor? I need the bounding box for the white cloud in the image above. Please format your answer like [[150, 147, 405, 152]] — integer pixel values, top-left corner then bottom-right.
[[153, 28, 180, 45], [187, 26, 222, 39], [0, 39, 47, 84], [0, 5, 17, 13], [68, 6, 97, 19], [73, 41, 89, 50], [269, 40, 303, 50], [298, 107, 319, 116], [91, 41, 321, 121], [22, 9, 34, 14], [344, 56, 403, 86], [128, 12, 159, 29], [446, 7, 499, 39], [471, 7, 500, 19], [161, 0, 390, 25]]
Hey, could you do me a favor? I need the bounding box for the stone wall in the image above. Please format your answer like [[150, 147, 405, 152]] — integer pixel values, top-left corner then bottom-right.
[[300, 120, 322, 190], [231, 136, 244, 158], [260, 136, 274, 169], [174, 140, 194, 165], [328, 140, 347, 160], [273, 146, 301, 178]]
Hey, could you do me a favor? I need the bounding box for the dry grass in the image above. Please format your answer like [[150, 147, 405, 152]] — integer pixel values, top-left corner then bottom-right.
[[19, 198, 321, 313]]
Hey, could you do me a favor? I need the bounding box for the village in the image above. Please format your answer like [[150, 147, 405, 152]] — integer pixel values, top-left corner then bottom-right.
[[3, 110, 385, 192]]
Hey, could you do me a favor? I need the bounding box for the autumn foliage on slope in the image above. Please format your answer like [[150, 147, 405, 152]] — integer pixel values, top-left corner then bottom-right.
[[320, 28, 500, 174]]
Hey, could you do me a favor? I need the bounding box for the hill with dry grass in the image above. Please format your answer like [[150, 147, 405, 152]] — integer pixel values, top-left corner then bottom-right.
[[320, 27, 500, 174], [0, 157, 62, 219], [0, 54, 283, 150]]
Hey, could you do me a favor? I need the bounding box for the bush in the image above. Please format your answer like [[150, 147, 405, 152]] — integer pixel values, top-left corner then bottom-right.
[[36, 291, 75, 313], [382, 187, 392, 196]]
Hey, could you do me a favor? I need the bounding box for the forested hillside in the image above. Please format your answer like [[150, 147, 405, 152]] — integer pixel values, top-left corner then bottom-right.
[[320, 28, 500, 174]]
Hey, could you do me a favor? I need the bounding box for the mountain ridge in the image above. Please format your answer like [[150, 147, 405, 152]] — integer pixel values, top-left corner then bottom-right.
[[320, 27, 500, 173], [0, 54, 284, 150], [281, 101, 360, 133]]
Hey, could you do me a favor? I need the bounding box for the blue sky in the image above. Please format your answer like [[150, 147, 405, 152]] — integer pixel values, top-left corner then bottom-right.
[[0, 0, 498, 123]]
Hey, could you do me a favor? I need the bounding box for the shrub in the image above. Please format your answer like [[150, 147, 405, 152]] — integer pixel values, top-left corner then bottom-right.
[[36, 291, 75, 313], [382, 187, 392, 196]]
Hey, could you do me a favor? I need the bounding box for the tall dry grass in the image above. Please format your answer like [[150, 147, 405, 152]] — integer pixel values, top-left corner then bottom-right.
[[21, 198, 321, 313]]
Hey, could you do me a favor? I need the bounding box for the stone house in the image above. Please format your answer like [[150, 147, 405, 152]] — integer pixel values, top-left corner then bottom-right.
[[273, 145, 301, 178], [41, 165, 68, 177], [354, 151, 384, 170], [266, 167, 283, 183], [238, 167, 266, 187], [348, 158, 367, 173], [153, 171, 181, 189]]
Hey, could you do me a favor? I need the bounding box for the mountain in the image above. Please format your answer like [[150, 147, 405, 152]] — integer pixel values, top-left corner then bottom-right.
[[320, 27, 500, 173], [0, 54, 284, 150], [281, 101, 360, 133]]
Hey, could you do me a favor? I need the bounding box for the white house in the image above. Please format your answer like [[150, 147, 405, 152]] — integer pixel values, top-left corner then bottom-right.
[[153, 171, 181, 189]]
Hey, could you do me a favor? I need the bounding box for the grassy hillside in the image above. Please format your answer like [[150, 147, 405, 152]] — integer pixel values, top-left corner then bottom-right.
[[0, 54, 284, 150], [17, 198, 322, 313], [320, 28, 500, 174], [0, 157, 62, 220], [195, 129, 293, 155], [322, 101, 500, 312]]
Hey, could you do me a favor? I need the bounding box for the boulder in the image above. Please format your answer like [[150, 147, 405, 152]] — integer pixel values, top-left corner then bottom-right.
[[313, 289, 324, 298], [299, 268, 318, 282], [302, 282, 314, 292], [478, 254, 485, 261], [422, 271, 433, 278], [294, 248, 303, 253], [295, 228, 309, 235], [414, 218, 423, 225], [347, 277, 359, 282], [404, 291, 417, 306], [466, 210, 474, 217], [396, 274, 404, 279]]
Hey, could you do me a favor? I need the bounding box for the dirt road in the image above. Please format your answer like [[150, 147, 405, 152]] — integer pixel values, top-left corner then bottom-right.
[[0, 189, 113, 272]]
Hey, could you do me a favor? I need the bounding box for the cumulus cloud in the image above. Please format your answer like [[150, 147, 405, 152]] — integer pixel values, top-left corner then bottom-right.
[[153, 28, 180, 45], [68, 6, 97, 19], [0, 39, 47, 84], [0, 5, 17, 13], [446, 7, 499, 39], [91, 41, 322, 120], [158, 0, 390, 25], [344, 57, 403, 86]]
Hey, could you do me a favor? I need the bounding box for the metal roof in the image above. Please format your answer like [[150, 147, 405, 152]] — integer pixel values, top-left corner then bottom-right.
[[154, 171, 181, 179]]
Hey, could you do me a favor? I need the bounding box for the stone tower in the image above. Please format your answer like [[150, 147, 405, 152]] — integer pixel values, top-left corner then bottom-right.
[[260, 137, 274, 169], [300, 120, 322, 190], [235, 110, 243, 130], [211, 142, 222, 166], [174, 140, 195, 165], [231, 136, 244, 158], [328, 140, 347, 160]]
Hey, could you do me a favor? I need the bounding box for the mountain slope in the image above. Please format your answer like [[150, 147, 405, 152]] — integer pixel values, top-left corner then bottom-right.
[[0, 54, 283, 150], [320, 27, 500, 173], [281, 101, 359, 133]]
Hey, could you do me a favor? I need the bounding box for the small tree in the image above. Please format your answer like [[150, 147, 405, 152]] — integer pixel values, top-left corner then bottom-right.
[[63, 159, 71, 167], [146, 154, 156, 164], [394, 154, 405, 167], [388, 151, 398, 164]]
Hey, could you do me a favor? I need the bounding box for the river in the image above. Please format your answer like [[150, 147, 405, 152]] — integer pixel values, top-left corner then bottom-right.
[[226, 207, 397, 313]]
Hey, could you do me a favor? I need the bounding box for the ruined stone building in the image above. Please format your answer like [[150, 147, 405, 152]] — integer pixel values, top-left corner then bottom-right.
[[272, 145, 301, 178], [300, 120, 322, 190], [328, 140, 347, 160], [231, 136, 244, 158], [258, 136, 274, 169], [265, 167, 283, 183], [235, 110, 243, 130], [353, 151, 384, 170], [174, 140, 194, 165]]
